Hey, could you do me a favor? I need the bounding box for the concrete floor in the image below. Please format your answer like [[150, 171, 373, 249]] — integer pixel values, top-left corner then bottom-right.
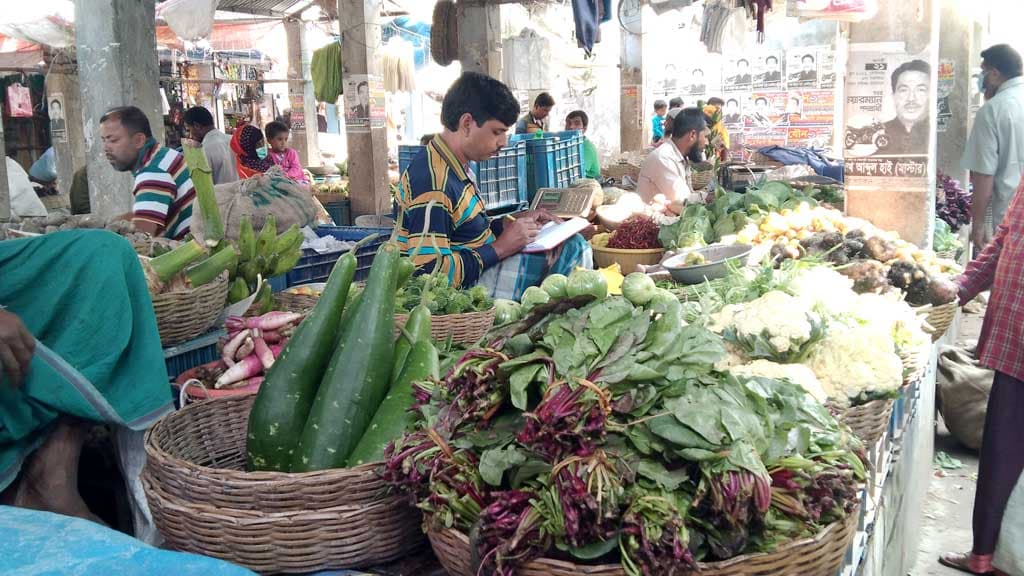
[[911, 310, 985, 576]]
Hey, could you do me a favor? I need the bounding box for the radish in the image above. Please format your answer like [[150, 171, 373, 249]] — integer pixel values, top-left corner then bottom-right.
[[235, 337, 255, 363], [220, 376, 264, 391], [222, 329, 251, 367], [215, 355, 264, 388], [253, 337, 275, 370], [226, 312, 304, 332]]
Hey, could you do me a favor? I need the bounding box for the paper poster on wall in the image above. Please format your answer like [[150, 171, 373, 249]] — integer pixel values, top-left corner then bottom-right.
[[722, 96, 744, 126], [787, 125, 833, 149], [744, 92, 787, 127], [937, 59, 955, 133], [794, 0, 878, 22], [684, 65, 711, 97], [654, 63, 683, 99], [723, 56, 753, 92], [844, 48, 931, 185], [48, 93, 67, 144], [343, 74, 385, 132], [819, 49, 836, 89], [289, 90, 306, 132], [788, 90, 834, 125], [753, 51, 785, 91], [786, 48, 821, 89], [743, 127, 789, 150]]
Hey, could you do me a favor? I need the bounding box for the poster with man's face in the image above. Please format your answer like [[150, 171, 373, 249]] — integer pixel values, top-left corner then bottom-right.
[[787, 49, 820, 89], [723, 57, 753, 92], [753, 52, 784, 90], [49, 93, 67, 143], [343, 74, 385, 132], [722, 97, 744, 125]]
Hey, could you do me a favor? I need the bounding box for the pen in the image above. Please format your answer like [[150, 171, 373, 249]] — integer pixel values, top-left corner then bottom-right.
[[504, 214, 517, 223]]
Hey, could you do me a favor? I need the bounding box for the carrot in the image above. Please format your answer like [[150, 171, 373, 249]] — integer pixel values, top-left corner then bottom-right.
[[215, 355, 264, 388]]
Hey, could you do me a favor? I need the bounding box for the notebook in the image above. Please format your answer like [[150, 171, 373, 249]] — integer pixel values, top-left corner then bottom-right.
[[522, 217, 591, 253]]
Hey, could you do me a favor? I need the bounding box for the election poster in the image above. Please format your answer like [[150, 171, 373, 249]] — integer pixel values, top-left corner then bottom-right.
[[937, 59, 955, 133], [723, 56, 754, 93], [752, 51, 785, 91]]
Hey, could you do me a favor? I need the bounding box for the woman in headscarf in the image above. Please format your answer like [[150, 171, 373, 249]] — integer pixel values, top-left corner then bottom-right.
[[230, 124, 274, 178]]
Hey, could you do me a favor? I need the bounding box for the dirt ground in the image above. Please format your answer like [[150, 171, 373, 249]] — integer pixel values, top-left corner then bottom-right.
[[911, 310, 985, 576]]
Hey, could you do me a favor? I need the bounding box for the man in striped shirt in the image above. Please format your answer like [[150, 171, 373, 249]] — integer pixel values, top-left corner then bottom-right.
[[100, 106, 194, 239]]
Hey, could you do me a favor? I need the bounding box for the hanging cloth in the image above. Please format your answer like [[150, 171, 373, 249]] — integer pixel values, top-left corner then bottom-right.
[[600, 0, 613, 22], [571, 0, 600, 57]]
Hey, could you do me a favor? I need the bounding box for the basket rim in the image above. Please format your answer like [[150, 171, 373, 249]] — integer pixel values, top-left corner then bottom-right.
[[144, 395, 383, 483], [152, 272, 229, 299], [395, 306, 496, 320], [429, 502, 859, 572], [590, 245, 665, 255]]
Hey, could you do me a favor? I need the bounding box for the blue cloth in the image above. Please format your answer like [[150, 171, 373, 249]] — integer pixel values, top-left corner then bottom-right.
[[754, 145, 844, 182], [478, 234, 592, 301], [29, 147, 57, 183], [0, 506, 255, 575], [600, 0, 612, 22], [571, 0, 600, 56], [652, 114, 665, 142]]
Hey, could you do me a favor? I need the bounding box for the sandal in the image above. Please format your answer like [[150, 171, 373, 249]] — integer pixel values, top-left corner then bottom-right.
[[939, 552, 995, 575]]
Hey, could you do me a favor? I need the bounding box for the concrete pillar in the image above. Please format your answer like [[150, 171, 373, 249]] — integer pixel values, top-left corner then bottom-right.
[[936, 0, 975, 187], [285, 18, 321, 168], [338, 0, 391, 217], [620, 16, 644, 152], [458, 4, 502, 76], [0, 114, 9, 221], [844, 0, 940, 248], [74, 0, 163, 219], [45, 54, 88, 198]]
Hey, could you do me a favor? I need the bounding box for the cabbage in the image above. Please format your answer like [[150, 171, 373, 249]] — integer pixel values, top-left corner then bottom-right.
[[521, 286, 551, 311], [494, 299, 523, 325], [622, 273, 657, 306], [541, 274, 569, 299], [566, 269, 608, 300]]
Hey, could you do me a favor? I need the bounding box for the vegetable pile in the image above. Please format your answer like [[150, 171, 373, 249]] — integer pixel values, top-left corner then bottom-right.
[[395, 274, 494, 315], [935, 170, 971, 232], [228, 215, 305, 314], [386, 276, 866, 575], [604, 215, 662, 250]]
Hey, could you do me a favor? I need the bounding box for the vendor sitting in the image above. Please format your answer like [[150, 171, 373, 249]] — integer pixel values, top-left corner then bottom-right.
[[100, 106, 195, 240], [637, 107, 709, 208], [396, 72, 591, 299]]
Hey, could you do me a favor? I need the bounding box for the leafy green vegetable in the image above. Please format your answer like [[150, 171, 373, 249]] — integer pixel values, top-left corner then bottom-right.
[[479, 445, 527, 486], [395, 274, 494, 315]]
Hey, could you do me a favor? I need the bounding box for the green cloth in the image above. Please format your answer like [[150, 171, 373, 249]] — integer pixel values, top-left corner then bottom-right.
[[582, 137, 601, 180], [0, 230, 173, 491]]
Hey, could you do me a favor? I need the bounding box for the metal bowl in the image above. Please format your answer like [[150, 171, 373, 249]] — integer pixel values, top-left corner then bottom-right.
[[662, 244, 753, 285]]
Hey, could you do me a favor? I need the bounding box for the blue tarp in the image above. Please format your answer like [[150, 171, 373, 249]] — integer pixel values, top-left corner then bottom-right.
[[755, 145, 845, 183], [0, 506, 255, 576]]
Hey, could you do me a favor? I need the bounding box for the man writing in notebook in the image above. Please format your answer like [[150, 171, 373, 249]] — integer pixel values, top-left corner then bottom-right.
[[396, 72, 591, 299]]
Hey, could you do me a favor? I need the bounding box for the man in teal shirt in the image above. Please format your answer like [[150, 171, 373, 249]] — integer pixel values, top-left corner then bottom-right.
[[651, 100, 668, 145], [565, 110, 600, 179]]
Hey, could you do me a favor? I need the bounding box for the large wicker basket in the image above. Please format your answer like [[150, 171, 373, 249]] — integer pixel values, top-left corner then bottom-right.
[[151, 273, 229, 347], [837, 398, 895, 447], [591, 245, 664, 273], [915, 300, 958, 343], [899, 344, 928, 386], [274, 291, 320, 314], [395, 307, 496, 345], [428, 504, 859, 576], [143, 394, 423, 573], [689, 163, 715, 191]]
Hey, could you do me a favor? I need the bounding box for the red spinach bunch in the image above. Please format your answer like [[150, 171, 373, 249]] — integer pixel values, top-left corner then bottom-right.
[[690, 469, 772, 560], [769, 458, 860, 527], [551, 451, 626, 548], [620, 490, 695, 576], [444, 348, 511, 425], [517, 380, 610, 461], [476, 490, 551, 576], [608, 215, 663, 250], [936, 169, 972, 231]]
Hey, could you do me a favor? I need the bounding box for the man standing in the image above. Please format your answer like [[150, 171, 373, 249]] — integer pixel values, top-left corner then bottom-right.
[[637, 107, 708, 205], [879, 60, 930, 155], [565, 110, 600, 180], [100, 106, 194, 239], [961, 44, 1024, 250], [183, 106, 238, 185], [940, 182, 1024, 576], [515, 92, 554, 134]]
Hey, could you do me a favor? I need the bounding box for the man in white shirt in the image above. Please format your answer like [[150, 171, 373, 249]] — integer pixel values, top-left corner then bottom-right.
[[183, 106, 239, 185], [637, 107, 709, 206], [962, 44, 1024, 250]]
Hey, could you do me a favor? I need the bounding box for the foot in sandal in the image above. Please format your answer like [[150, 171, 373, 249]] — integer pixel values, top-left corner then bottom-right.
[[939, 552, 995, 575]]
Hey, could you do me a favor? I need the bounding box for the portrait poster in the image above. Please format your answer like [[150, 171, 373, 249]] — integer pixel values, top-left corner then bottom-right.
[[786, 48, 822, 89], [722, 56, 754, 93], [344, 74, 385, 132], [48, 92, 67, 144], [752, 51, 785, 91]]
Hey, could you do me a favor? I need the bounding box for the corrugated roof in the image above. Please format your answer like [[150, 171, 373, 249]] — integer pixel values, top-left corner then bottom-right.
[[216, 0, 318, 17]]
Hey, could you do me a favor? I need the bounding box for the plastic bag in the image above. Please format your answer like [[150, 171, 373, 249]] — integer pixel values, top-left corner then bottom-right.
[[6, 157, 47, 217], [6, 84, 32, 118], [157, 0, 219, 41]]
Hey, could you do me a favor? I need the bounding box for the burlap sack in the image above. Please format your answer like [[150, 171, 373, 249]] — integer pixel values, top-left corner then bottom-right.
[[192, 166, 317, 242], [936, 344, 993, 451]]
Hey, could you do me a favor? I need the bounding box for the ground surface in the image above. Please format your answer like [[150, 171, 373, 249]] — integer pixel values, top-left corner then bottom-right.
[[911, 309, 985, 576]]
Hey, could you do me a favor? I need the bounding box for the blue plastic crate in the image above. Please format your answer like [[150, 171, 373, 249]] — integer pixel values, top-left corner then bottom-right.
[[283, 226, 391, 285], [510, 130, 585, 200], [164, 329, 225, 380], [397, 142, 527, 215], [268, 275, 287, 292]]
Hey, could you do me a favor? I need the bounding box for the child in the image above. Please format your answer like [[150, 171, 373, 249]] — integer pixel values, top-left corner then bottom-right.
[[651, 100, 668, 146], [264, 121, 309, 184]]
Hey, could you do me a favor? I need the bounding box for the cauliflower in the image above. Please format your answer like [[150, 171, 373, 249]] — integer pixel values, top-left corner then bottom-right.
[[845, 292, 929, 353], [729, 360, 828, 404], [789, 266, 857, 318], [710, 291, 825, 363], [714, 341, 751, 371], [802, 322, 903, 407]]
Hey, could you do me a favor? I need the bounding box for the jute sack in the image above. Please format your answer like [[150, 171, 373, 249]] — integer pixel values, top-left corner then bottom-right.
[[192, 166, 317, 242], [936, 344, 992, 451]]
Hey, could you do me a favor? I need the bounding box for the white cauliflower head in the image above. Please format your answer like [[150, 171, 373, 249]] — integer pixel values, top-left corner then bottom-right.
[[845, 292, 928, 353], [729, 360, 828, 404], [789, 266, 857, 318], [712, 291, 824, 362], [802, 322, 903, 407]]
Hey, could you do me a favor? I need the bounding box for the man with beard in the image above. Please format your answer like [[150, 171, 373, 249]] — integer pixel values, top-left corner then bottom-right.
[[878, 60, 930, 155], [637, 107, 709, 205]]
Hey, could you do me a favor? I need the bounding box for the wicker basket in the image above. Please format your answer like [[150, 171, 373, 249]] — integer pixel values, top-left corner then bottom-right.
[[899, 345, 928, 386], [837, 398, 895, 447], [690, 164, 715, 191], [428, 504, 859, 576], [935, 249, 957, 261], [395, 307, 496, 345], [143, 394, 423, 573], [915, 300, 958, 343], [274, 291, 320, 314], [591, 245, 664, 273], [151, 273, 229, 347]]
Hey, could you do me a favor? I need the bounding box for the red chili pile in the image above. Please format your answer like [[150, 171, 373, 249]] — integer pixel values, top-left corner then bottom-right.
[[607, 215, 662, 250]]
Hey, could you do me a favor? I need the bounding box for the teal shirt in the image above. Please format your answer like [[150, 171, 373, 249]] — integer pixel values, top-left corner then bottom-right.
[[651, 114, 665, 141], [582, 138, 600, 179]]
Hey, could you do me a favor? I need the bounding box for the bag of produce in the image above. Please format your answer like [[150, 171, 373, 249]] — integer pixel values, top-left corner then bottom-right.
[[937, 344, 992, 451], [192, 166, 317, 244]]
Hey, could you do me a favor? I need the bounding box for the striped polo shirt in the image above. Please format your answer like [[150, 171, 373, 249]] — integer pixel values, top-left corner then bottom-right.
[[132, 139, 195, 240], [395, 135, 502, 288]]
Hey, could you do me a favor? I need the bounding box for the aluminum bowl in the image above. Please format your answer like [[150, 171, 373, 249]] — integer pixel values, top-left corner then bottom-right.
[[662, 244, 753, 285]]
